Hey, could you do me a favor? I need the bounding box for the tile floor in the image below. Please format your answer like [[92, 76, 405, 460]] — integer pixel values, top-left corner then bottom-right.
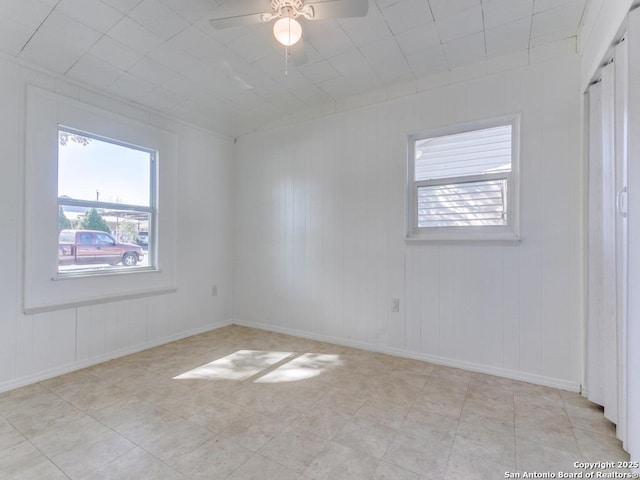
[[0, 326, 630, 479]]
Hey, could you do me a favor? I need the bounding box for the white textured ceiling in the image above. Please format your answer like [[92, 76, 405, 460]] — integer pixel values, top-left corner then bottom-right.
[[1, 0, 588, 137]]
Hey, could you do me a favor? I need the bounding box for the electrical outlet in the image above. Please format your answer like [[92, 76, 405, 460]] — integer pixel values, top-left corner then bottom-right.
[[211, 285, 218, 297], [391, 298, 400, 312]]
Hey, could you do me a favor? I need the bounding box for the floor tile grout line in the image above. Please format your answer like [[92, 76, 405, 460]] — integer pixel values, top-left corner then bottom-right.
[[55, 387, 200, 479], [512, 384, 519, 473], [0, 414, 74, 479], [560, 390, 587, 462], [439, 376, 471, 480]]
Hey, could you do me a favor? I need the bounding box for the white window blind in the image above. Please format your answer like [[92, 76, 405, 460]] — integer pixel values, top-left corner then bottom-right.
[[417, 178, 507, 228], [414, 125, 512, 181], [407, 117, 519, 240]]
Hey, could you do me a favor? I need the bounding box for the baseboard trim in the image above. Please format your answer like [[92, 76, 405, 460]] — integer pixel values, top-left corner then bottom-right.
[[0, 320, 233, 394], [1, 319, 580, 395], [231, 319, 581, 392]]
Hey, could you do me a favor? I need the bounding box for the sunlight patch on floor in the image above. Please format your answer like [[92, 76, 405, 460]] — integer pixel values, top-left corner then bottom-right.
[[173, 350, 343, 384], [173, 350, 293, 381], [254, 353, 343, 383]]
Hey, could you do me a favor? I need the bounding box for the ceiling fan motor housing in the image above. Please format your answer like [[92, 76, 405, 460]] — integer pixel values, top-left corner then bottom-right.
[[270, 0, 314, 19]]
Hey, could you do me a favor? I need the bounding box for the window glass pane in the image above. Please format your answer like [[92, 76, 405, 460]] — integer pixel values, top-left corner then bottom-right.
[[57, 128, 154, 275], [57, 207, 151, 273], [417, 179, 507, 228], [415, 125, 512, 181], [58, 130, 151, 206]]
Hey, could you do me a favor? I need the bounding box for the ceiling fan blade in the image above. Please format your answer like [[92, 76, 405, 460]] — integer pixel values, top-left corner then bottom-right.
[[209, 0, 272, 29], [306, 0, 369, 20], [209, 13, 267, 29], [288, 41, 308, 66]]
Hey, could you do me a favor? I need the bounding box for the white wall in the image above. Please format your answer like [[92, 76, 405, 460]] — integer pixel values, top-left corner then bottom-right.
[[234, 54, 584, 390], [0, 56, 235, 393]]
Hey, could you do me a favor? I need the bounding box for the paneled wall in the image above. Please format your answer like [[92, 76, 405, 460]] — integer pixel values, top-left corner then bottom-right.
[[234, 54, 584, 389], [0, 57, 235, 392]]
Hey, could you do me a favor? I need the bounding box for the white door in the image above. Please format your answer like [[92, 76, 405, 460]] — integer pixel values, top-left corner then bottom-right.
[[613, 33, 629, 450]]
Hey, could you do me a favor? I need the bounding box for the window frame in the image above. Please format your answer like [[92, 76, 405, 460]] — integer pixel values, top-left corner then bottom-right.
[[56, 126, 157, 276], [24, 86, 178, 314], [406, 114, 521, 242]]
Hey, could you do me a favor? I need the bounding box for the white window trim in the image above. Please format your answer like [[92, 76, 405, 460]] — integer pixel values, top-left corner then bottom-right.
[[24, 86, 178, 313], [406, 114, 521, 243], [56, 126, 157, 277]]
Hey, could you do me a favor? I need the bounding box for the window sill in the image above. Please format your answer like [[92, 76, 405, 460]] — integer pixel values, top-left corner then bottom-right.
[[54, 266, 158, 281], [23, 285, 177, 315], [405, 230, 521, 244]]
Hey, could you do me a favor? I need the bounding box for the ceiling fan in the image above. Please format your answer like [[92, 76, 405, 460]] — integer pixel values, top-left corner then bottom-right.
[[209, 0, 369, 66]]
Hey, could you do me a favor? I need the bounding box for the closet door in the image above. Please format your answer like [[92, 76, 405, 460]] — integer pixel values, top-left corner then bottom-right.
[[586, 79, 605, 407], [586, 7, 640, 463], [586, 63, 616, 417], [600, 62, 617, 425], [614, 34, 629, 449], [626, 7, 640, 462]]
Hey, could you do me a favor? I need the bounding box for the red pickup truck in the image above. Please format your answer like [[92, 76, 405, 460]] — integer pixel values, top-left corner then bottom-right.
[[58, 229, 144, 267]]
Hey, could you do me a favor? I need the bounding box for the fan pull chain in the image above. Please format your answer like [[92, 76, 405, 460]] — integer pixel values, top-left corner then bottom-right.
[[285, 45, 289, 76]]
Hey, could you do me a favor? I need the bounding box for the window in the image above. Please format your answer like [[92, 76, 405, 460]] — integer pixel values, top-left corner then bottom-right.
[[57, 128, 156, 275], [407, 115, 520, 241], [25, 86, 178, 313]]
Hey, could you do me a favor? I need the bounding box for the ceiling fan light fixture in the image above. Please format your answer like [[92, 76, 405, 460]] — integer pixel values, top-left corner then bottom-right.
[[273, 17, 302, 46]]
